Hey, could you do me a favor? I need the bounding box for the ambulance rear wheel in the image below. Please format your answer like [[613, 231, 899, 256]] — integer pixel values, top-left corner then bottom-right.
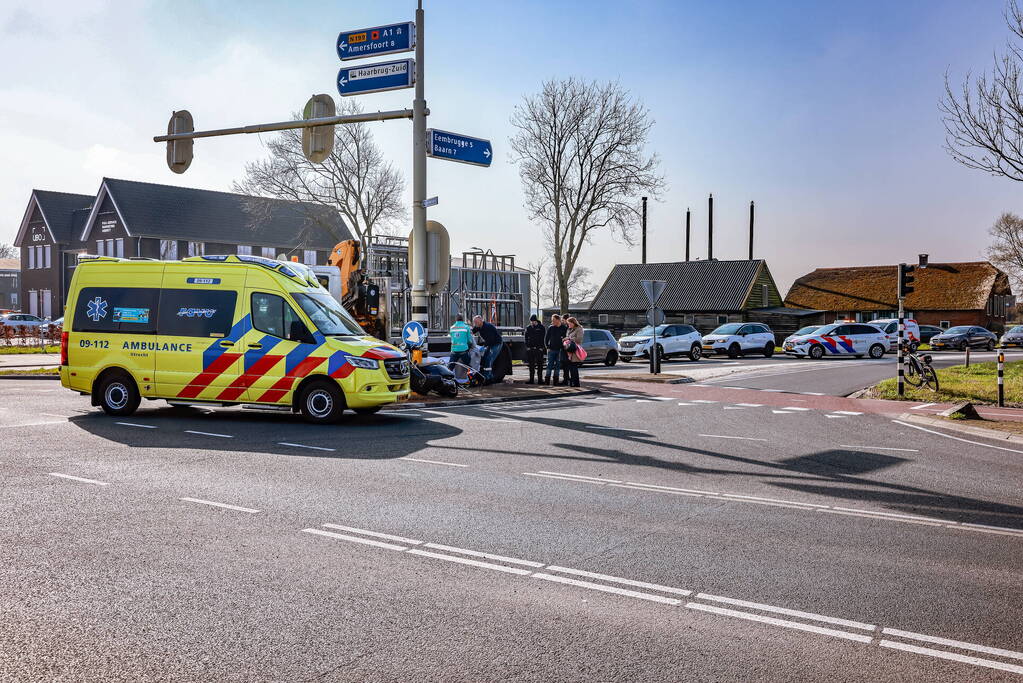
[[97, 371, 141, 417], [299, 380, 345, 424]]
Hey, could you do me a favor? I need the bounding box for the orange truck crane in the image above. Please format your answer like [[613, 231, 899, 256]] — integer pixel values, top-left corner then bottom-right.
[[326, 240, 388, 340]]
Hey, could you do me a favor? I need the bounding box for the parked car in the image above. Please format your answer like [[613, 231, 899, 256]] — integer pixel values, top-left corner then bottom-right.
[[929, 326, 998, 351], [701, 322, 776, 358], [580, 328, 620, 366], [1000, 325, 1023, 348], [783, 325, 823, 347], [784, 322, 888, 359], [619, 324, 703, 362], [918, 324, 945, 344], [868, 318, 922, 352], [0, 313, 49, 330]]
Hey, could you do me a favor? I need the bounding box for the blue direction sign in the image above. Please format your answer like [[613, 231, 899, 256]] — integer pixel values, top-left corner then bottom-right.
[[337, 59, 415, 97], [402, 321, 427, 348], [337, 22, 415, 61], [426, 129, 493, 167]]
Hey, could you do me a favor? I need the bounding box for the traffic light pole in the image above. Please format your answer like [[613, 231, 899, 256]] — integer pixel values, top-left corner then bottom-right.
[[410, 0, 429, 337]]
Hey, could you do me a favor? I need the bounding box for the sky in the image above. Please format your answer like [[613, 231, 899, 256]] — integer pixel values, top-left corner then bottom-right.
[[2, 0, 1021, 300]]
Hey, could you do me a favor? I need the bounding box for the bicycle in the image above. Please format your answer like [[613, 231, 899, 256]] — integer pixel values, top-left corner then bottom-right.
[[902, 347, 940, 391]]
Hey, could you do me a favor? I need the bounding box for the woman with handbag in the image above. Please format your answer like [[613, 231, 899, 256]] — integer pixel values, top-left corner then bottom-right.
[[562, 316, 586, 387]]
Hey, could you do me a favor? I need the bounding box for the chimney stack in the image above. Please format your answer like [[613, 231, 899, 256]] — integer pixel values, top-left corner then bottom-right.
[[748, 200, 755, 260], [685, 208, 691, 261], [708, 194, 714, 261], [641, 196, 648, 264]]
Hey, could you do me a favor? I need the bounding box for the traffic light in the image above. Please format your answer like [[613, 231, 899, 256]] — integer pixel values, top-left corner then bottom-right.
[[166, 110, 193, 174], [302, 94, 336, 163], [898, 263, 915, 298]]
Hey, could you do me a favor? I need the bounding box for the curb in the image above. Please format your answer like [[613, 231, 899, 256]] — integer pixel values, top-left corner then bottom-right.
[[0, 374, 60, 381], [384, 387, 599, 410], [898, 413, 1023, 445]]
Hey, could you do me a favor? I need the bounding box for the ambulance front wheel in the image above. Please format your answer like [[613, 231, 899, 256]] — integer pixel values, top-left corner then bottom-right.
[[97, 371, 141, 417], [299, 380, 346, 424]]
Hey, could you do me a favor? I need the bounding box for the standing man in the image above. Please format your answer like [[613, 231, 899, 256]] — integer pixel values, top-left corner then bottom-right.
[[448, 314, 473, 370], [523, 314, 547, 384], [544, 314, 567, 385], [472, 314, 504, 383]]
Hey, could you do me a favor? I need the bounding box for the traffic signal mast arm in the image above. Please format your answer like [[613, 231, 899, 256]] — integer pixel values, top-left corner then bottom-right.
[[153, 107, 416, 143]]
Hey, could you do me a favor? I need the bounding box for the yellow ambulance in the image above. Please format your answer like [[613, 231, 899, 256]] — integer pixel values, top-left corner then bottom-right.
[[59, 254, 410, 423]]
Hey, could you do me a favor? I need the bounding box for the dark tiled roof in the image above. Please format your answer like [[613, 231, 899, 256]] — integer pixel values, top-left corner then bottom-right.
[[784, 262, 1008, 312], [590, 260, 765, 312], [100, 178, 353, 249], [748, 306, 826, 317], [33, 191, 93, 243]]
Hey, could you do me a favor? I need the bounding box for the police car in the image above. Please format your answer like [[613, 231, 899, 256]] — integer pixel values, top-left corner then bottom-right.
[[784, 322, 889, 359]]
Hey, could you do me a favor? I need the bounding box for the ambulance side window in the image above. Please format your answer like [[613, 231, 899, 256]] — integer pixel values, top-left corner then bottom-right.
[[72, 287, 159, 334], [159, 290, 237, 338], [251, 292, 307, 340]]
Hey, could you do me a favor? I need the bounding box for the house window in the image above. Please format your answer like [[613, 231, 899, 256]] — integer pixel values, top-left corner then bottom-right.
[[115, 238, 124, 258], [261, 247, 275, 259], [10, 293, 17, 306], [28, 290, 37, 316], [96, 240, 104, 256], [236, 245, 252, 256], [44, 245, 51, 268], [187, 242, 204, 257], [303, 249, 317, 265], [717, 315, 728, 324], [27, 247, 35, 269], [761, 284, 769, 307], [940, 320, 950, 329], [160, 240, 178, 260]]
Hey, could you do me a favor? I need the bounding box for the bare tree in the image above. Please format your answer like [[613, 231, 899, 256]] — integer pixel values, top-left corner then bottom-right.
[[510, 78, 665, 314], [528, 258, 598, 315], [988, 212, 1023, 287], [941, 1, 1023, 180], [235, 99, 406, 254], [0, 244, 16, 259]]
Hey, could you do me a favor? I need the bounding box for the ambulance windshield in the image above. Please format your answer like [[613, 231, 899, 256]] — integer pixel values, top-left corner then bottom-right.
[[292, 292, 365, 336]]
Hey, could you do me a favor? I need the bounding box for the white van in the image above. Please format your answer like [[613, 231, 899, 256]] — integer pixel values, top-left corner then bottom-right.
[[869, 318, 921, 352]]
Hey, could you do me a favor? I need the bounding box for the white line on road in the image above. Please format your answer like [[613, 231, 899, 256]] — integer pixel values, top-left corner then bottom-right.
[[831, 410, 863, 415], [634, 399, 655, 403], [771, 410, 793, 414], [839, 445, 919, 452], [547, 566, 692, 596], [323, 524, 422, 545], [881, 627, 1023, 661], [698, 434, 767, 441], [4, 419, 68, 428], [48, 472, 108, 486], [400, 457, 468, 468], [825, 415, 847, 419], [677, 402, 696, 406], [40, 412, 66, 418], [184, 430, 233, 438], [278, 442, 336, 452], [735, 403, 763, 407], [180, 497, 259, 514], [690, 400, 718, 404], [534, 572, 683, 605], [879, 640, 1023, 675], [686, 602, 872, 643], [723, 406, 747, 410], [524, 472, 609, 485], [424, 542, 544, 568], [783, 407, 811, 411], [302, 527, 408, 551], [116, 422, 156, 429], [408, 548, 534, 576], [910, 402, 938, 410], [893, 420, 1023, 454], [586, 425, 652, 435], [695, 593, 874, 630], [538, 470, 622, 484]]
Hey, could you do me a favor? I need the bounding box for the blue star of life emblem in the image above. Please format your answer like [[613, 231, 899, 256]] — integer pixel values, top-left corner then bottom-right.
[[87, 296, 108, 322]]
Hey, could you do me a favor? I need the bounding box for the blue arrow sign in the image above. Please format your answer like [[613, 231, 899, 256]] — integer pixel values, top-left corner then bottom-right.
[[402, 320, 427, 348], [337, 22, 415, 61], [426, 129, 493, 168], [337, 59, 414, 97]]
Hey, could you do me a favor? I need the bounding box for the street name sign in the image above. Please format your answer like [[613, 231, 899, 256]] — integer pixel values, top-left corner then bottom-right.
[[402, 320, 427, 348], [426, 129, 493, 167], [641, 279, 667, 306], [337, 59, 415, 97], [337, 22, 415, 61], [421, 196, 439, 208]]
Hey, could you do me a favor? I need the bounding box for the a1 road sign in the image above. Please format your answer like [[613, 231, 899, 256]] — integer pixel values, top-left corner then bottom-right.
[[426, 129, 493, 167], [337, 59, 415, 97], [402, 320, 427, 348], [337, 22, 415, 61]]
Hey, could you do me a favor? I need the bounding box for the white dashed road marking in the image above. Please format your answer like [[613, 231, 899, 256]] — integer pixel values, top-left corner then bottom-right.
[[699, 434, 767, 441], [116, 422, 156, 429], [840, 445, 919, 452], [278, 442, 336, 452], [180, 497, 260, 514], [185, 430, 233, 438], [400, 457, 468, 468], [48, 472, 109, 486]]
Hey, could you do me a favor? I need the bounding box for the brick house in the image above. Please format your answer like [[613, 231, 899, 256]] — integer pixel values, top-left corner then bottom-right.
[[579, 259, 784, 334], [784, 262, 1015, 332], [14, 178, 352, 318]]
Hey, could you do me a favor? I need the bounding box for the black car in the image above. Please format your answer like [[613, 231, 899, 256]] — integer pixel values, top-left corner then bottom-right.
[[1000, 325, 1023, 348], [929, 325, 998, 351], [918, 325, 945, 344]]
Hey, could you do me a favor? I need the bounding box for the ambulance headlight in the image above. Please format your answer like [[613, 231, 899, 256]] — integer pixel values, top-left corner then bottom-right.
[[347, 357, 380, 370]]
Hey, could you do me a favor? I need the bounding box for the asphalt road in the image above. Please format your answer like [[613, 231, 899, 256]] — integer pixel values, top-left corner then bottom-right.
[[583, 349, 1023, 396], [3, 379, 1023, 681]]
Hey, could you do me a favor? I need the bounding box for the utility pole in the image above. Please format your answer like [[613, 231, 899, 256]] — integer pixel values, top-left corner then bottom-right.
[[685, 208, 691, 261], [748, 200, 755, 261], [708, 193, 714, 260], [410, 0, 429, 331], [641, 196, 648, 264]]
